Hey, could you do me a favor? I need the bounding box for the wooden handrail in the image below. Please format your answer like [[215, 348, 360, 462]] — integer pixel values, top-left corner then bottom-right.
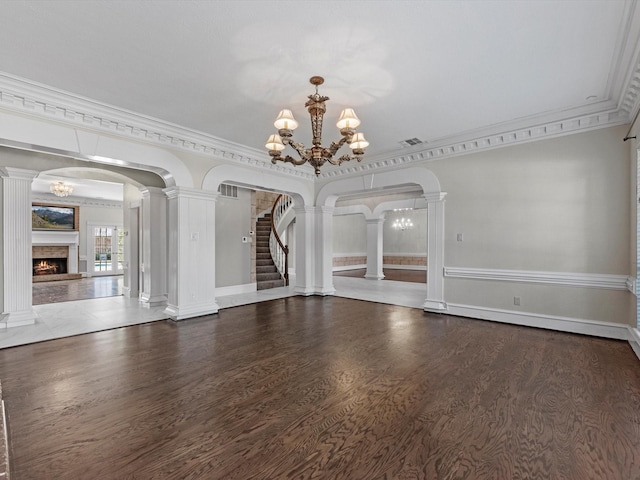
[[270, 194, 289, 286]]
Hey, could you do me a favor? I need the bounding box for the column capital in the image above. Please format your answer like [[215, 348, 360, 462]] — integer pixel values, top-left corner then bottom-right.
[[140, 186, 167, 199], [293, 205, 315, 215], [423, 192, 447, 203], [315, 205, 335, 215], [0, 167, 38, 181], [366, 217, 385, 225], [163, 186, 219, 202]]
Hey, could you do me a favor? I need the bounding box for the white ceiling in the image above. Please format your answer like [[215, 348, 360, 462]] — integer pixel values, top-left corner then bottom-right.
[[32, 174, 123, 202], [0, 0, 638, 180]]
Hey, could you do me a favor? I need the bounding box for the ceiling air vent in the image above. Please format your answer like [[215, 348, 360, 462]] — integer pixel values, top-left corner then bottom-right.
[[399, 138, 424, 147], [218, 183, 238, 198]]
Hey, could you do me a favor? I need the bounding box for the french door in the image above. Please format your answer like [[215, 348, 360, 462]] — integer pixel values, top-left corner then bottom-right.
[[89, 224, 124, 276]]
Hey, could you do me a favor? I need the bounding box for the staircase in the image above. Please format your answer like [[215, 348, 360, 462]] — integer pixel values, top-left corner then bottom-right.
[[256, 214, 285, 290]]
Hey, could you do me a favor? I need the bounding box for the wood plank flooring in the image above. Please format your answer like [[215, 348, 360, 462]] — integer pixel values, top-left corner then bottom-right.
[[334, 268, 427, 283], [0, 297, 638, 479], [32, 275, 123, 305]]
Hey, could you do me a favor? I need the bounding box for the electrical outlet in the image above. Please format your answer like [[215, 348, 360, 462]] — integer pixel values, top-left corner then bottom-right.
[[514, 296, 521, 306], [456, 233, 463, 242]]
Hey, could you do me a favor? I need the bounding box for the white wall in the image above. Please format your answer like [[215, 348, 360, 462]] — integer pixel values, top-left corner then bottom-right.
[[383, 208, 427, 254], [332, 214, 366, 254], [215, 187, 252, 287]]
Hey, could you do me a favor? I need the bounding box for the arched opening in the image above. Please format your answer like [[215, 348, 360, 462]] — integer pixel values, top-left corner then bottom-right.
[[202, 164, 312, 299], [316, 168, 447, 311]]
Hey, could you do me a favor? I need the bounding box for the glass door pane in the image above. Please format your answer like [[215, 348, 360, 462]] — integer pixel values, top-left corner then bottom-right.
[[94, 227, 113, 272]]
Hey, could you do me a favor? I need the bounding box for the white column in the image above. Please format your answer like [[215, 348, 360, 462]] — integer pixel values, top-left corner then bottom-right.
[[139, 187, 167, 307], [314, 206, 335, 295], [0, 167, 37, 327], [365, 218, 385, 280], [293, 205, 315, 296], [163, 187, 219, 320], [423, 192, 447, 312]]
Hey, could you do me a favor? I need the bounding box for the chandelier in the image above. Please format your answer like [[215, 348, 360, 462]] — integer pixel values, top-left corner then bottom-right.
[[392, 209, 414, 231], [50, 181, 73, 197], [265, 76, 369, 175]]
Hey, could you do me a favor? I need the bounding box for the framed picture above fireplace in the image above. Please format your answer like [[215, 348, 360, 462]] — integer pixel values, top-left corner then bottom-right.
[[32, 204, 79, 231]]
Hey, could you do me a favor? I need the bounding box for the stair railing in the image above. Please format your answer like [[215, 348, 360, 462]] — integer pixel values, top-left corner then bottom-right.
[[269, 194, 292, 286]]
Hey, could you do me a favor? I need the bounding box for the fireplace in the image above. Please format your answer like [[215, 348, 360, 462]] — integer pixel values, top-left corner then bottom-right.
[[33, 258, 68, 276], [32, 234, 82, 282]]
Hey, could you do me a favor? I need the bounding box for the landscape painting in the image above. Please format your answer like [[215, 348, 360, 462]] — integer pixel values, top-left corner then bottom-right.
[[32, 205, 76, 230]]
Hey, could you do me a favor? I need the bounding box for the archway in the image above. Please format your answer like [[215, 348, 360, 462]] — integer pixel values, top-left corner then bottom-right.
[[316, 167, 447, 312]]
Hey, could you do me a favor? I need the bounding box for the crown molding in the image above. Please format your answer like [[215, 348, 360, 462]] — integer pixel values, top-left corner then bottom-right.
[[31, 193, 123, 209], [318, 107, 629, 178], [0, 66, 636, 182], [0, 73, 316, 181]]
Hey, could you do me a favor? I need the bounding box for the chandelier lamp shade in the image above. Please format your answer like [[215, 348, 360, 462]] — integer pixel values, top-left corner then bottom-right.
[[265, 76, 369, 175], [50, 181, 73, 197]]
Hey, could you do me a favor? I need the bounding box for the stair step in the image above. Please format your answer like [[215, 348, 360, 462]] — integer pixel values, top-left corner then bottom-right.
[[257, 253, 272, 260], [256, 259, 273, 266], [257, 272, 282, 281], [256, 247, 270, 254], [257, 265, 277, 273], [257, 279, 285, 290]]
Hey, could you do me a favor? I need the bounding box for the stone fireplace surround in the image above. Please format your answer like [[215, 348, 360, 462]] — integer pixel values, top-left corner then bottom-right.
[[32, 231, 81, 282]]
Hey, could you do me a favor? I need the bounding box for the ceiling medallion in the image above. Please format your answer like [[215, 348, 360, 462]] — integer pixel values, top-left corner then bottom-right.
[[50, 181, 73, 197], [265, 76, 369, 175]]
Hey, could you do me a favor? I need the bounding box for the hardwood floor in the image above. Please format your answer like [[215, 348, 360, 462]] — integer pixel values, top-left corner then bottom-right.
[[0, 296, 638, 479], [334, 268, 427, 283], [32, 275, 123, 305]]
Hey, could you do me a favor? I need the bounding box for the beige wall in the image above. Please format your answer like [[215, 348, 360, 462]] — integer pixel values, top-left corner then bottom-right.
[[430, 126, 630, 273], [424, 125, 632, 324], [215, 187, 252, 287], [333, 214, 366, 254]]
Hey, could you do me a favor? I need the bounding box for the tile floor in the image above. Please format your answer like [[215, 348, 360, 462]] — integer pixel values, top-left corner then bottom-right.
[[0, 276, 429, 349]]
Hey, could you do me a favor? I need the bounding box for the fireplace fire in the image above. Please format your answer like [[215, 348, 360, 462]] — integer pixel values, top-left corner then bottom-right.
[[33, 258, 68, 276]]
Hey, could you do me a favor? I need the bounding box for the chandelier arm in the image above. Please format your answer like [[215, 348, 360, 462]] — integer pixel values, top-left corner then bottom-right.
[[326, 154, 354, 167], [326, 136, 350, 157], [271, 154, 309, 167], [282, 137, 309, 159]]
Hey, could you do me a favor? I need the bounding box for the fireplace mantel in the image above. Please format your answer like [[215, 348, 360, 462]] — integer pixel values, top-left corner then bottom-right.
[[32, 231, 79, 246]]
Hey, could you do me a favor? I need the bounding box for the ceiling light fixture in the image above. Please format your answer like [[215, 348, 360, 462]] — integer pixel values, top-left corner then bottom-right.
[[265, 76, 369, 175], [50, 181, 73, 197], [392, 208, 414, 231]]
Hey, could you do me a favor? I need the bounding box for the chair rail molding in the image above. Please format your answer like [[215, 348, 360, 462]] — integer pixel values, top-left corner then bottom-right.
[[444, 266, 631, 290]]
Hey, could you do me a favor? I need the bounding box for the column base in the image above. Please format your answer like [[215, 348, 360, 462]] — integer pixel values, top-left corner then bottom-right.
[[164, 301, 219, 321], [139, 293, 168, 307], [364, 273, 385, 280], [423, 300, 448, 313], [0, 309, 37, 328], [294, 286, 316, 296], [314, 287, 336, 296]]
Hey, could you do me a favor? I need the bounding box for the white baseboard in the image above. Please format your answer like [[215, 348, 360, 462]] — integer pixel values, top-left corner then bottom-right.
[[628, 327, 640, 361], [215, 283, 257, 297], [383, 264, 427, 271], [332, 264, 366, 272], [446, 303, 630, 340]]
